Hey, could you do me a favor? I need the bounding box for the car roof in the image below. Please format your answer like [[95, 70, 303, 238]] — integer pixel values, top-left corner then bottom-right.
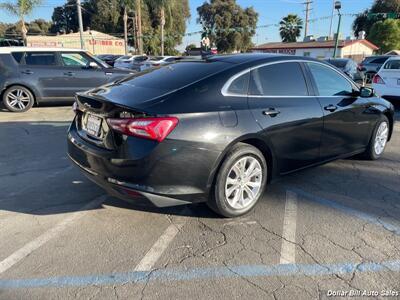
[[386, 56, 400, 61], [0, 47, 85, 53]]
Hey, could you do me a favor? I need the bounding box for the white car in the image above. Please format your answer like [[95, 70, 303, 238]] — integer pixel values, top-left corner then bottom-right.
[[141, 56, 182, 71], [114, 55, 149, 70], [372, 57, 400, 101]]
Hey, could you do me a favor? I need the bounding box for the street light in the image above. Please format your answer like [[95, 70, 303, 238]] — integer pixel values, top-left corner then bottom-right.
[[333, 1, 342, 58]]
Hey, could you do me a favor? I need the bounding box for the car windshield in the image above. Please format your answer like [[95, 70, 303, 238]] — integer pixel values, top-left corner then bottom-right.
[[383, 60, 400, 70]]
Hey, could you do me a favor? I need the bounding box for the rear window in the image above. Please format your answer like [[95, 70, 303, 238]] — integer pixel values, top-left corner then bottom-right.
[[383, 60, 400, 70], [134, 56, 148, 62], [11, 52, 24, 63], [25, 52, 56, 65], [370, 57, 389, 64], [121, 61, 230, 90]]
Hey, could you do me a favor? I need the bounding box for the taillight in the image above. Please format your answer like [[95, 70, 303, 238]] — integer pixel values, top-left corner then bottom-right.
[[107, 117, 178, 142], [372, 74, 385, 84]]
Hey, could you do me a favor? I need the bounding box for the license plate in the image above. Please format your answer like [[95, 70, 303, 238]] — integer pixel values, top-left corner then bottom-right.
[[85, 114, 102, 136]]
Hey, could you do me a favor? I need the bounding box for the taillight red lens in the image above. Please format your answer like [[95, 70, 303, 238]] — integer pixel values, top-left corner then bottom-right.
[[372, 74, 385, 84], [107, 117, 178, 142]]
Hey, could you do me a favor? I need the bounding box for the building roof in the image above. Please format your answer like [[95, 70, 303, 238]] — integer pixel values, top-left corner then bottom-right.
[[0, 47, 85, 53], [253, 39, 379, 51], [59, 30, 122, 40]]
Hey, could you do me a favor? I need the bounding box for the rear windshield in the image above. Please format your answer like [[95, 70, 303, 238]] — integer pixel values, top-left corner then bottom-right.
[[121, 61, 230, 90], [383, 60, 400, 70], [326, 60, 348, 68]]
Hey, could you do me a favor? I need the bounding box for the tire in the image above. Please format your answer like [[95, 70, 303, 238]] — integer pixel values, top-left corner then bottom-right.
[[208, 143, 268, 218], [2, 85, 34, 112], [362, 115, 389, 160]]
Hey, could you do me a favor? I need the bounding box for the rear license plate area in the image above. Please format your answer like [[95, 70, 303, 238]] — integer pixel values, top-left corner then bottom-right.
[[84, 114, 102, 137]]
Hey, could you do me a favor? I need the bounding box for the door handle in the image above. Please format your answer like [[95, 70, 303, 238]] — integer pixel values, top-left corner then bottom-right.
[[64, 72, 75, 76], [21, 70, 33, 75], [262, 108, 280, 117], [324, 104, 338, 112]]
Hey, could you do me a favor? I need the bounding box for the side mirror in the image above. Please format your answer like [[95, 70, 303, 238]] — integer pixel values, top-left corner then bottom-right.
[[360, 87, 374, 98], [88, 61, 99, 69]]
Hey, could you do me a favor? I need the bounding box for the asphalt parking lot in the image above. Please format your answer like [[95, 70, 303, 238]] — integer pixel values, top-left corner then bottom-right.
[[0, 106, 399, 300]]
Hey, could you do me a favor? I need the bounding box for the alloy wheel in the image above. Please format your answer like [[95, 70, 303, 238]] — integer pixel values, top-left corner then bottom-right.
[[374, 121, 388, 155], [225, 156, 263, 210]]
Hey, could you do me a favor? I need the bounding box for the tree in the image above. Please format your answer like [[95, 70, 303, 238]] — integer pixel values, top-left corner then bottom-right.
[[197, 0, 258, 53], [368, 19, 400, 53], [0, 0, 43, 45], [279, 14, 303, 43], [353, 0, 400, 38], [50, 0, 92, 34]]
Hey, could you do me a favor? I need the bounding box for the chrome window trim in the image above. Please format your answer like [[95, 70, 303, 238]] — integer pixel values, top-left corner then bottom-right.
[[221, 59, 359, 98]]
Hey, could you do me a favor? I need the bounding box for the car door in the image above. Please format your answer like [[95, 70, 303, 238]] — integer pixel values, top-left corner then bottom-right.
[[59, 52, 110, 96], [19, 51, 68, 100], [305, 62, 372, 160], [247, 61, 324, 174]]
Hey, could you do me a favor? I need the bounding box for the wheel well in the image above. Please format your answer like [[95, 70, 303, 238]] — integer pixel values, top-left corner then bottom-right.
[[1, 84, 37, 105], [240, 138, 274, 182], [384, 111, 394, 141]]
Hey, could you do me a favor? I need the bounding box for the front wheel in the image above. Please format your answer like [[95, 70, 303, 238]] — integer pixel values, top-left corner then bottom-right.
[[208, 143, 267, 218], [363, 116, 389, 160]]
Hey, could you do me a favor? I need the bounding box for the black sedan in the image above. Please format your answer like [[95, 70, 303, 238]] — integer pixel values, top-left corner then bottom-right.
[[67, 54, 395, 217]]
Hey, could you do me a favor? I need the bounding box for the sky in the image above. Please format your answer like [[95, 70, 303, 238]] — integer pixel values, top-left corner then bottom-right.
[[1, 0, 375, 49]]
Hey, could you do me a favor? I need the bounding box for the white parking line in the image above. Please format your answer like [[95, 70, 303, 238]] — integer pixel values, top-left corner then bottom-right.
[[0, 195, 106, 275], [279, 191, 298, 264], [133, 209, 189, 271]]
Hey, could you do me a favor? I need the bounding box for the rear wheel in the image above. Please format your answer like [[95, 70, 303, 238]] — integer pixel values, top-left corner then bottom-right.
[[208, 143, 267, 218], [2, 85, 34, 112], [363, 115, 389, 160]]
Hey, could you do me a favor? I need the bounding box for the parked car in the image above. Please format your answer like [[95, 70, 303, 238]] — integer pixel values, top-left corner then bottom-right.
[[372, 57, 400, 102], [359, 55, 393, 84], [0, 47, 134, 112], [68, 54, 394, 217], [141, 56, 183, 70], [324, 58, 365, 85], [96, 54, 123, 67], [114, 55, 149, 71]]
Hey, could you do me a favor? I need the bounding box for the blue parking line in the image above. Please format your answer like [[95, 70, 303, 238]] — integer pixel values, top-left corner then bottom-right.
[[0, 260, 399, 289], [290, 188, 400, 236]]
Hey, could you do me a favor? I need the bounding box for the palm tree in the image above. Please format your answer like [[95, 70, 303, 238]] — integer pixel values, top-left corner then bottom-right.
[[279, 14, 303, 43], [147, 0, 173, 56], [0, 0, 43, 45]]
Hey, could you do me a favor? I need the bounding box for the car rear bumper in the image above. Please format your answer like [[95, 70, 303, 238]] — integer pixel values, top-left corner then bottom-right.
[[67, 119, 220, 207], [373, 85, 400, 99]]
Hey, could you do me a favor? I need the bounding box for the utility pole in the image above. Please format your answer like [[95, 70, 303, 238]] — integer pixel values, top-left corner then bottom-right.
[[303, 0, 312, 39], [160, 8, 165, 56], [136, 0, 143, 55], [328, 0, 335, 38], [76, 0, 84, 49], [333, 1, 342, 58], [123, 7, 128, 55]]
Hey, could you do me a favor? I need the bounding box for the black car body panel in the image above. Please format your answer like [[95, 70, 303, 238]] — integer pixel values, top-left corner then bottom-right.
[[0, 48, 133, 104], [67, 54, 395, 207]]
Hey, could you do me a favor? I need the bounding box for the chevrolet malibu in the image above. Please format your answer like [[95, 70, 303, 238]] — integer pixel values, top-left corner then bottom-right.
[[67, 54, 395, 217]]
